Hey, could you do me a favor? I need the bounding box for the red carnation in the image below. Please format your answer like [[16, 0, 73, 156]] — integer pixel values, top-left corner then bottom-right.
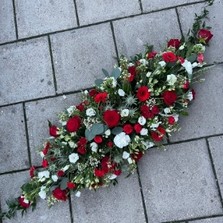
[[137, 86, 150, 102], [140, 105, 154, 119], [162, 52, 177, 63], [134, 123, 142, 134], [94, 135, 103, 144], [94, 92, 108, 103], [123, 124, 133, 134], [76, 102, 85, 112], [18, 196, 30, 209], [89, 89, 98, 97], [57, 170, 64, 177], [151, 126, 166, 142], [107, 141, 113, 148], [167, 39, 181, 49], [163, 90, 177, 106], [168, 116, 175, 125], [67, 182, 76, 189], [114, 169, 122, 176], [197, 53, 204, 64], [52, 188, 67, 201], [147, 51, 157, 59], [94, 168, 106, 177], [103, 110, 120, 128], [128, 66, 136, 82], [49, 125, 59, 137], [151, 105, 160, 115], [42, 159, 48, 168], [77, 146, 87, 155], [66, 116, 81, 132], [42, 142, 50, 156], [77, 137, 87, 147], [29, 166, 35, 178], [197, 29, 213, 44]]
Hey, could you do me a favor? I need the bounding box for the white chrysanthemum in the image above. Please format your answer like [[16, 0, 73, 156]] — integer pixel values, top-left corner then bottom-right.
[[86, 108, 96, 117], [38, 171, 50, 180], [114, 132, 131, 149], [121, 109, 129, 117], [52, 175, 58, 182], [182, 60, 193, 75], [167, 74, 177, 85], [138, 116, 146, 125], [90, 142, 98, 152], [69, 153, 79, 164], [118, 89, 125, 97], [122, 151, 130, 159], [159, 61, 166, 67], [38, 186, 46, 199], [140, 128, 148, 136]]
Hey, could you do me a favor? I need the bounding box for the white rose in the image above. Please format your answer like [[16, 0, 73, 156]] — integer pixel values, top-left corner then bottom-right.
[[118, 89, 125, 97], [90, 142, 98, 152], [167, 74, 177, 85], [122, 151, 130, 159], [114, 132, 131, 149], [121, 109, 129, 117], [138, 116, 146, 125], [140, 128, 148, 136], [69, 153, 79, 164], [86, 108, 96, 117]]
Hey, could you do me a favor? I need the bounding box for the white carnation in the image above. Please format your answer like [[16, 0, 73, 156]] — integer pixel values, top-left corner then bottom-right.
[[51, 175, 58, 182], [138, 116, 146, 125], [90, 142, 98, 152], [140, 128, 148, 136], [167, 74, 177, 85], [118, 89, 125, 97], [86, 108, 96, 117], [122, 151, 130, 159], [38, 186, 46, 199], [114, 132, 131, 149], [38, 171, 50, 181], [69, 153, 79, 164]]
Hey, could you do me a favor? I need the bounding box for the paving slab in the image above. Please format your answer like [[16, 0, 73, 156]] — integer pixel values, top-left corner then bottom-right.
[[0, 104, 29, 173], [141, 0, 194, 12], [0, 0, 16, 43], [71, 174, 146, 223], [75, 0, 141, 25], [169, 64, 223, 142], [190, 216, 223, 223], [0, 171, 71, 223], [177, 0, 223, 63], [138, 140, 222, 223], [50, 23, 116, 93], [15, 0, 77, 38], [208, 136, 223, 197], [113, 9, 181, 57], [25, 93, 81, 165], [0, 37, 55, 106]]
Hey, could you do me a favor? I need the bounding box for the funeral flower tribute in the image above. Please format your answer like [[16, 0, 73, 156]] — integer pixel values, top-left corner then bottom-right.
[[0, 2, 214, 220]]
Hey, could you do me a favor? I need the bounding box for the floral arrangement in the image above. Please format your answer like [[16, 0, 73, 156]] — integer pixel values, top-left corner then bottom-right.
[[0, 2, 214, 220]]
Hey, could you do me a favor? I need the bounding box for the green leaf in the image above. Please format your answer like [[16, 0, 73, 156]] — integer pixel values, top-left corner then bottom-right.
[[111, 68, 121, 79], [85, 129, 95, 141], [60, 177, 69, 190], [91, 123, 105, 135], [187, 53, 197, 63], [95, 79, 103, 86], [102, 68, 110, 77], [111, 127, 123, 135]]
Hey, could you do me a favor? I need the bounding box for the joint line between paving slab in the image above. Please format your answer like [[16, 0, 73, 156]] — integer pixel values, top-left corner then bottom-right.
[[68, 195, 74, 223], [110, 22, 120, 62], [73, 0, 80, 27], [48, 36, 58, 94], [206, 138, 223, 209], [12, 0, 18, 39], [136, 167, 149, 223], [138, 0, 143, 13], [23, 103, 32, 167], [0, 0, 208, 47], [0, 168, 30, 176], [175, 8, 184, 39]]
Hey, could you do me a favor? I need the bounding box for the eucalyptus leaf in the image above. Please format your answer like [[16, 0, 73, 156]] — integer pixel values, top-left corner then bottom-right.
[[85, 129, 95, 141], [111, 127, 123, 135], [60, 178, 69, 190], [91, 123, 105, 135], [111, 68, 121, 79], [102, 68, 110, 77], [187, 53, 197, 63], [95, 79, 103, 86]]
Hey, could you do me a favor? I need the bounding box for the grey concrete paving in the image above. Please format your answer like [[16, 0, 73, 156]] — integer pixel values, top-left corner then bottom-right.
[[0, 1, 223, 223]]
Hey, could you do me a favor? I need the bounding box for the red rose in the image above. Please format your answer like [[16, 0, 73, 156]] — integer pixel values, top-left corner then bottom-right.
[[140, 105, 154, 119], [147, 51, 157, 59], [198, 29, 213, 44], [76, 102, 85, 112], [42, 142, 50, 156], [77, 137, 87, 147], [131, 152, 143, 162], [42, 159, 48, 168], [168, 116, 175, 125], [167, 39, 181, 49], [151, 126, 166, 142], [107, 141, 113, 148], [134, 123, 142, 134], [77, 146, 87, 155], [114, 169, 122, 176], [197, 53, 204, 63], [162, 52, 177, 63], [123, 124, 133, 134], [94, 92, 108, 103], [103, 110, 120, 128], [57, 170, 64, 177], [94, 135, 103, 144], [49, 125, 59, 137], [163, 90, 177, 106], [137, 86, 150, 102], [151, 105, 160, 115], [89, 89, 98, 97], [94, 168, 106, 177], [66, 116, 81, 132], [52, 188, 67, 201], [128, 66, 136, 82], [67, 182, 76, 189], [29, 166, 35, 178], [18, 196, 30, 209]]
